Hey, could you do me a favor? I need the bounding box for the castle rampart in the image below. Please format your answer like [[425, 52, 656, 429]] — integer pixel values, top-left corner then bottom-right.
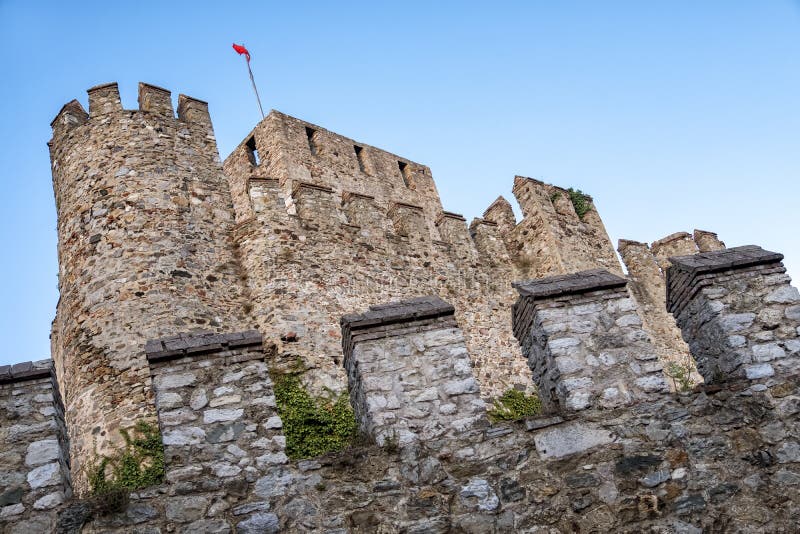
[[6, 270, 798, 531], [6, 80, 800, 531], [48, 82, 252, 493], [221, 111, 626, 401]]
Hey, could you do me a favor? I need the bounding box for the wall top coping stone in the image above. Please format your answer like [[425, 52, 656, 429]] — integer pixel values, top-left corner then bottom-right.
[[513, 268, 627, 301], [436, 211, 467, 224], [145, 330, 263, 363], [292, 181, 334, 194], [341, 296, 455, 331], [248, 176, 279, 184], [0, 359, 53, 384], [651, 231, 693, 249], [389, 201, 425, 213], [668, 245, 783, 276]]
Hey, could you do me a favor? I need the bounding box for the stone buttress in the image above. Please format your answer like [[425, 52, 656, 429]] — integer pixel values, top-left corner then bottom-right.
[[340, 296, 487, 446], [513, 269, 669, 412], [48, 82, 252, 493], [0, 361, 71, 532], [667, 245, 800, 382]]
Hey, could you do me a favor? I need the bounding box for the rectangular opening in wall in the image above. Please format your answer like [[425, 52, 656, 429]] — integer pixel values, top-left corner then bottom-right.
[[245, 136, 260, 166], [398, 161, 411, 187], [354, 145, 366, 173], [305, 127, 317, 155]]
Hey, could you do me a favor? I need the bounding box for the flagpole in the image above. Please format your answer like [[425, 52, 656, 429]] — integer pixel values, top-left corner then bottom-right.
[[247, 60, 265, 119]]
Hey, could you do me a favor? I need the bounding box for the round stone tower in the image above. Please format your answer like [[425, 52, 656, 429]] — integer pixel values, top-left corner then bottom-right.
[[49, 82, 252, 493]]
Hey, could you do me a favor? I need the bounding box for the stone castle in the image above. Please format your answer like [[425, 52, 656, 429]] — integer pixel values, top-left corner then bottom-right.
[[1, 81, 799, 532]]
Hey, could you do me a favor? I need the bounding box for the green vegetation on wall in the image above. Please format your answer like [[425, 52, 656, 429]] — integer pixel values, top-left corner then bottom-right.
[[487, 388, 542, 422], [272, 373, 357, 459], [664, 358, 695, 392], [87, 421, 165, 496], [566, 188, 593, 219]]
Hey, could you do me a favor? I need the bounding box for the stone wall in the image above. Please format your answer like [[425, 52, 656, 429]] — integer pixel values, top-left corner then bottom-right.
[[49, 83, 253, 492], [222, 112, 621, 400], [667, 245, 800, 382], [48, 281, 800, 533], [341, 296, 487, 447], [513, 269, 669, 412], [501, 177, 622, 279], [0, 360, 71, 533], [618, 229, 726, 386]]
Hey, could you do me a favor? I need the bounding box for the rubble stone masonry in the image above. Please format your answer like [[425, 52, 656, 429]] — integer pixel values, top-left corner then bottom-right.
[[0, 361, 71, 533], [4, 80, 794, 531], [22, 281, 800, 532], [48, 83, 252, 493], [668, 245, 800, 382], [223, 111, 621, 400], [341, 296, 487, 447]]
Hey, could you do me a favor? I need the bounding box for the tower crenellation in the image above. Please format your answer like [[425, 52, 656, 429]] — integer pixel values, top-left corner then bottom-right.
[[48, 81, 252, 494]]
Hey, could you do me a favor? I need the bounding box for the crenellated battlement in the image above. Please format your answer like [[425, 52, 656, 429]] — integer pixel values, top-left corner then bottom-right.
[[52, 82, 214, 136], [19, 80, 800, 531]]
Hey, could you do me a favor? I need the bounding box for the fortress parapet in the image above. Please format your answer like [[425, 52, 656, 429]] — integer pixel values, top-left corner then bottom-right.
[[668, 245, 800, 382], [513, 269, 668, 411], [341, 296, 487, 446], [0, 360, 71, 531]]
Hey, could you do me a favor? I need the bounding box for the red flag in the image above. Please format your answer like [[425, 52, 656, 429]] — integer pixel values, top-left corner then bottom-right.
[[232, 43, 251, 62]]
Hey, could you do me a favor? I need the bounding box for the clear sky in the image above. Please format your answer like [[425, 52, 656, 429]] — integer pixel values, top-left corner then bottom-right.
[[0, 1, 798, 365]]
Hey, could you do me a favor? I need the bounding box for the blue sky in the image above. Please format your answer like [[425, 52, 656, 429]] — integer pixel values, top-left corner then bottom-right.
[[0, 1, 798, 365]]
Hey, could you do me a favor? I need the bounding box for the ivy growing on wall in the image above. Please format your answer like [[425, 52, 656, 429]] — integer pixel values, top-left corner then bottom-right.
[[272, 373, 357, 459], [87, 420, 165, 503], [487, 388, 542, 422]]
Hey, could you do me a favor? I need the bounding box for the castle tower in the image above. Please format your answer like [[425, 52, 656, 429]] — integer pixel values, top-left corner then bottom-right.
[[48, 82, 251, 493], [222, 112, 534, 398]]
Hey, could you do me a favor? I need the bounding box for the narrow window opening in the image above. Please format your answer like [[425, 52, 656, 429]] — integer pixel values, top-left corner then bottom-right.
[[398, 161, 411, 187], [245, 136, 260, 166], [354, 145, 366, 173], [305, 127, 317, 155]]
